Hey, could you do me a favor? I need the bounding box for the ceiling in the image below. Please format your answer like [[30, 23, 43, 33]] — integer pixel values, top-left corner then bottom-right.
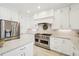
[[0, 3, 73, 16]]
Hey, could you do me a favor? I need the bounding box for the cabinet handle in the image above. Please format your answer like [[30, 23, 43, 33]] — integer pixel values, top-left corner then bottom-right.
[[73, 52, 75, 56], [69, 7, 71, 11], [20, 47, 26, 50]]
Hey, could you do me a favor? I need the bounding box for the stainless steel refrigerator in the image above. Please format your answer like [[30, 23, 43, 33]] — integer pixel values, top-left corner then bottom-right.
[[0, 19, 20, 40]]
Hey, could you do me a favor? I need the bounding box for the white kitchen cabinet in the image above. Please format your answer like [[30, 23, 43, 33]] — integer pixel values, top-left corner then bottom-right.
[[70, 4, 79, 29], [2, 47, 22, 56], [54, 9, 61, 29], [2, 42, 33, 56], [25, 42, 33, 56], [54, 4, 79, 29], [33, 9, 54, 19], [11, 12, 19, 22], [50, 37, 74, 55], [17, 42, 33, 56], [34, 11, 47, 19], [38, 11, 47, 18], [60, 7, 70, 29], [46, 9, 54, 17], [0, 7, 19, 22], [73, 47, 79, 56], [61, 39, 74, 55], [50, 37, 55, 50], [53, 38, 63, 52], [0, 7, 11, 20], [50, 37, 65, 53], [50, 37, 62, 52], [54, 7, 70, 29]]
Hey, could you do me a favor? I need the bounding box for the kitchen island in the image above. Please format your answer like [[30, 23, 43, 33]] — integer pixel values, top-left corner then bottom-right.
[[0, 33, 34, 56]]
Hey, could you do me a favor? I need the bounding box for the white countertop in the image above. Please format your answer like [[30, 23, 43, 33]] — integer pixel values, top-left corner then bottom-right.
[[0, 33, 34, 55]]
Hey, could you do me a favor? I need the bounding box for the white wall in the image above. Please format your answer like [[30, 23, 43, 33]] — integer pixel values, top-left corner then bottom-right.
[[0, 6, 34, 34], [20, 15, 34, 34], [0, 6, 19, 22]]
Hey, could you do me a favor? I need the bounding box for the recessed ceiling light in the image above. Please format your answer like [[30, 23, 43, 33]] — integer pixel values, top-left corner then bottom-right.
[[37, 6, 40, 9]]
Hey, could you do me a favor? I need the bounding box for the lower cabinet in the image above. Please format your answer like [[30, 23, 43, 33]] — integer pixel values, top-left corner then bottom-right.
[[50, 37, 74, 56], [2, 42, 33, 56]]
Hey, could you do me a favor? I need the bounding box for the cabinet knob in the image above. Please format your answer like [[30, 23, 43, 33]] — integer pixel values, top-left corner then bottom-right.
[[20, 47, 26, 50]]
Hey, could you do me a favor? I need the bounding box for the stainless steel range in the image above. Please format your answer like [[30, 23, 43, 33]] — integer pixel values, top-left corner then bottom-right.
[[35, 34, 51, 49], [35, 23, 52, 49]]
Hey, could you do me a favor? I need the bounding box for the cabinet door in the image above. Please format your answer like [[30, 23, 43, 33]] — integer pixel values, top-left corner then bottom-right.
[[54, 9, 61, 29], [70, 4, 79, 29], [53, 38, 64, 52], [54, 7, 70, 29], [50, 37, 74, 55], [73, 47, 79, 56], [61, 39, 73, 55], [2, 42, 33, 56], [50, 37, 63, 52], [17, 42, 33, 56], [2, 48, 21, 56], [55, 38, 74, 55], [18, 42, 33, 56], [25, 43, 33, 56], [60, 7, 70, 29], [50, 37, 55, 50], [17, 51, 26, 56]]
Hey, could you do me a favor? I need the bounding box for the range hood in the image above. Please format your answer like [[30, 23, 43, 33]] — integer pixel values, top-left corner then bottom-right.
[[36, 23, 52, 34]]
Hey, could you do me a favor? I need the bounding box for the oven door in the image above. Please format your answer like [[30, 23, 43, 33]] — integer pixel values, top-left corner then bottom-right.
[[40, 40, 50, 49]]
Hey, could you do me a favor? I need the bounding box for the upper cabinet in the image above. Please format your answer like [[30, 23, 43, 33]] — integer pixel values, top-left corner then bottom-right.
[[34, 4, 79, 30], [54, 9, 61, 29], [11, 12, 19, 22], [60, 7, 70, 29], [70, 4, 79, 29], [33, 9, 54, 19], [33, 9, 54, 28], [54, 7, 70, 29], [0, 7, 19, 22]]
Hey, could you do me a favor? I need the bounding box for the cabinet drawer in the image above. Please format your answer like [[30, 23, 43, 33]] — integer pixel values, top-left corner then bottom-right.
[[2, 48, 21, 56], [2, 42, 33, 56]]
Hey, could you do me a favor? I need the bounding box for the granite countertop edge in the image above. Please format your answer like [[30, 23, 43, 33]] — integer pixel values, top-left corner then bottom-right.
[[0, 40, 33, 55]]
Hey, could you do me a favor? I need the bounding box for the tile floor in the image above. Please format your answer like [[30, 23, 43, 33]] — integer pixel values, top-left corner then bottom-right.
[[33, 45, 65, 56]]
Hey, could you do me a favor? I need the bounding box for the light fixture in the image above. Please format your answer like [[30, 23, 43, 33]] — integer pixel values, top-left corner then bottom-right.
[[37, 6, 40, 9]]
